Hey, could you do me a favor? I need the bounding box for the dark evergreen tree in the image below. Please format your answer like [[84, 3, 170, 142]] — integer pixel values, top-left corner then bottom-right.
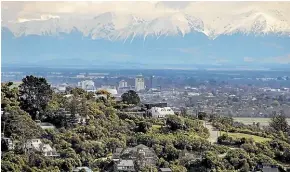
[[121, 90, 140, 105], [19, 75, 52, 120]]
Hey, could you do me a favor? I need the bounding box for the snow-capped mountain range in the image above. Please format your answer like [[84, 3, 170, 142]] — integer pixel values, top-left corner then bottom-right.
[[3, 6, 290, 40], [2, 2, 290, 69]]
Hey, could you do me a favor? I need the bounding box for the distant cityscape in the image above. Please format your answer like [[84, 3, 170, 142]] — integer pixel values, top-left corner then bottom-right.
[[2, 68, 290, 118]]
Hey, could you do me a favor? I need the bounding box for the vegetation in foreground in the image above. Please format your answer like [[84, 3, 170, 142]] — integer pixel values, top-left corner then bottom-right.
[[1, 75, 290, 172]]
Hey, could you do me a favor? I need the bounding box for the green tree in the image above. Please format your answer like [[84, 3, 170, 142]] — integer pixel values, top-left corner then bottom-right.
[[197, 112, 207, 120], [19, 75, 53, 120], [121, 90, 140, 105], [1, 82, 19, 109], [1, 139, 9, 152], [171, 165, 187, 172], [1, 106, 42, 142], [166, 115, 183, 131], [270, 113, 288, 132], [70, 87, 86, 97], [141, 165, 158, 172], [271, 100, 280, 107], [136, 121, 152, 133]]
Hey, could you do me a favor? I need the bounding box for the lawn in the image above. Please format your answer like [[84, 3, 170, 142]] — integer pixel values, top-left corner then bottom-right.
[[233, 117, 290, 126], [221, 131, 271, 143], [152, 125, 162, 129]]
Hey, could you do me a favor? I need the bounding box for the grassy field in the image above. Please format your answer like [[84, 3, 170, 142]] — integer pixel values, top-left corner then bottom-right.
[[233, 117, 290, 126], [221, 131, 271, 143]]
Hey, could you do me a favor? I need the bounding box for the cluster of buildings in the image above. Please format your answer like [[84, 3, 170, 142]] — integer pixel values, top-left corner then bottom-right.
[[138, 84, 290, 118], [118, 102, 176, 119], [51, 74, 290, 119], [112, 144, 172, 172], [24, 139, 59, 157], [54, 74, 149, 97]]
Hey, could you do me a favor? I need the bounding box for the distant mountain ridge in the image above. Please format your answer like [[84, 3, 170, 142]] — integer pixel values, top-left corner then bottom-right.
[[2, 25, 290, 69], [3, 9, 290, 40]]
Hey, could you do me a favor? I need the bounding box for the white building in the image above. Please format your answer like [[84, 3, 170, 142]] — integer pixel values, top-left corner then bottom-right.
[[119, 80, 128, 88], [149, 107, 175, 118], [24, 139, 59, 157], [78, 80, 96, 92], [73, 167, 93, 172], [135, 75, 145, 92], [36, 121, 56, 130], [24, 139, 42, 151]]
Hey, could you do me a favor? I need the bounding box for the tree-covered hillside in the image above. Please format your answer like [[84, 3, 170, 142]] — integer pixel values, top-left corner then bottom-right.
[[1, 76, 290, 172]]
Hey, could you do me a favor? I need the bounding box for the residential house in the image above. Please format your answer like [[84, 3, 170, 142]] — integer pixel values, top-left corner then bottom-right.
[[116, 160, 135, 172], [159, 168, 172, 172], [73, 167, 93, 172], [42, 144, 59, 157], [254, 164, 280, 172], [36, 121, 56, 130], [113, 144, 157, 168], [149, 107, 175, 118], [260, 167, 280, 172], [65, 113, 89, 125], [24, 139, 59, 157]]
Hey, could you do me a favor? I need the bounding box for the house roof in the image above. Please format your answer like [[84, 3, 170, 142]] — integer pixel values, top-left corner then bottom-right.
[[117, 160, 134, 167], [73, 167, 92, 172], [261, 167, 279, 172], [135, 144, 149, 149], [160, 168, 172, 172], [115, 148, 123, 153]]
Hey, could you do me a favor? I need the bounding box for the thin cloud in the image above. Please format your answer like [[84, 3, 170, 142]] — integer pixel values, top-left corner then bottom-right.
[[267, 54, 290, 64]]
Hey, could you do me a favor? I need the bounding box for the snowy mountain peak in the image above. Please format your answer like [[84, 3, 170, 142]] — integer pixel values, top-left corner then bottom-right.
[[2, 2, 290, 40]]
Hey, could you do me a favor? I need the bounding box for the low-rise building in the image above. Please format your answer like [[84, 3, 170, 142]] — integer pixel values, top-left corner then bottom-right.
[[116, 160, 135, 172], [113, 144, 158, 167], [36, 121, 56, 130], [24, 139, 59, 157], [73, 167, 93, 172], [160, 168, 172, 172], [149, 107, 175, 118]]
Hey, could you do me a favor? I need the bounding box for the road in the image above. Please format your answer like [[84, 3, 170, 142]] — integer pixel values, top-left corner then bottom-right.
[[203, 121, 241, 157], [204, 121, 219, 144]]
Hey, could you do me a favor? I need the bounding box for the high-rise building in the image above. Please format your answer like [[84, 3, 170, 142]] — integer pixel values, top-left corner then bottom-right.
[[119, 80, 128, 88], [150, 75, 158, 89], [135, 75, 145, 92], [78, 80, 95, 92], [150, 75, 154, 89]]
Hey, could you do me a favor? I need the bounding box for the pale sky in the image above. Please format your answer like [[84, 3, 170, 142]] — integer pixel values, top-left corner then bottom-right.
[[2, 1, 290, 30]]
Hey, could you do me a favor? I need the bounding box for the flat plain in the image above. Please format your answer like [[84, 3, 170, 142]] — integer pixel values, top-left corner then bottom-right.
[[233, 117, 290, 126]]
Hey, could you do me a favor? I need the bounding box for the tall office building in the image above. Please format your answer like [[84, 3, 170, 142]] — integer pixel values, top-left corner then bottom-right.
[[119, 80, 128, 88], [150, 75, 158, 89], [150, 75, 154, 89], [135, 75, 145, 92]]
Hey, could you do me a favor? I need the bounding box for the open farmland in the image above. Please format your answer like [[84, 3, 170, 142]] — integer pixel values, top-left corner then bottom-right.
[[233, 117, 290, 126]]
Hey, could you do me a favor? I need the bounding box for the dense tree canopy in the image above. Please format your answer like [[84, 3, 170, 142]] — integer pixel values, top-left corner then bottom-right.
[[121, 90, 140, 105], [1, 82, 19, 109], [19, 75, 53, 120], [270, 112, 289, 132], [1, 76, 290, 172]]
